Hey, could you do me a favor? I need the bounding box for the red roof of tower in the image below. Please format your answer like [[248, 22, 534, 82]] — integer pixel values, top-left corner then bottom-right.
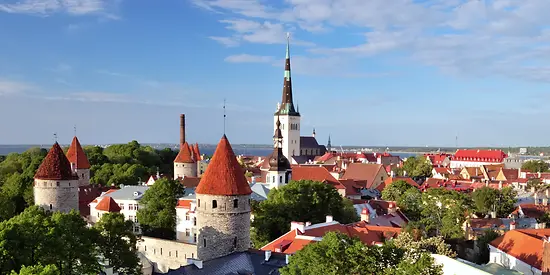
[[174, 142, 194, 163], [66, 136, 91, 169], [196, 135, 252, 196], [35, 143, 77, 180], [194, 143, 201, 159], [95, 196, 121, 212]]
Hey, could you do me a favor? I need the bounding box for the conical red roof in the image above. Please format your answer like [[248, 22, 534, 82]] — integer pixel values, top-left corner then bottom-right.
[[66, 136, 91, 169], [196, 135, 252, 196], [35, 143, 77, 180], [194, 143, 201, 160], [95, 196, 121, 212], [175, 142, 194, 163]]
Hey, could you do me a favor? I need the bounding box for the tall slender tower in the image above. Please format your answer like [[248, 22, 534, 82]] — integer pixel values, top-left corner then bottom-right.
[[327, 134, 332, 153], [274, 33, 301, 161], [195, 135, 252, 261], [66, 136, 91, 186], [174, 114, 197, 179]]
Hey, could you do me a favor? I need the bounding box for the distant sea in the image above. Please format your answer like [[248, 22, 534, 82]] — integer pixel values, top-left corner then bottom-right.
[[0, 145, 418, 159]]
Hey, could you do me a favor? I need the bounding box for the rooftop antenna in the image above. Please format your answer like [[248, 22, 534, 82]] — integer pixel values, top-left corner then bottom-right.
[[74, 125, 77, 137], [223, 98, 227, 135]]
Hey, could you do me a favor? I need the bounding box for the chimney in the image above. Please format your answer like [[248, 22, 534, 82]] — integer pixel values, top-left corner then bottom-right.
[[542, 237, 550, 274], [285, 254, 290, 265], [305, 221, 312, 227], [265, 250, 272, 262], [326, 215, 333, 223], [361, 208, 370, 223], [180, 114, 186, 146], [290, 222, 305, 233], [388, 202, 397, 214], [509, 221, 516, 230]]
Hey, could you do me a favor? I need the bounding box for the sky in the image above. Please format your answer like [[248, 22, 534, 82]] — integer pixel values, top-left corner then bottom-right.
[[1, 0, 550, 147]]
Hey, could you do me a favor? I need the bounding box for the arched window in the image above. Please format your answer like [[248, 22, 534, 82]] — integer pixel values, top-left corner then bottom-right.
[[233, 199, 238, 208], [212, 200, 217, 209], [203, 238, 207, 248], [49, 204, 52, 210]]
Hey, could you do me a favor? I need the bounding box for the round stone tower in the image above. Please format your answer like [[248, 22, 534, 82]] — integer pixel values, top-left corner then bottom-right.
[[174, 142, 197, 179], [66, 136, 91, 186], [34, 142, 79, 213], [195, 135, 252, 261]]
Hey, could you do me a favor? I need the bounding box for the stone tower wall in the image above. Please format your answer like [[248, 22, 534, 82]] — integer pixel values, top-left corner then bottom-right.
[[196, 194, 251, 261], [75, 168, 90, 186], [34, 179, 79, 213], [173, 162, 197, 179]]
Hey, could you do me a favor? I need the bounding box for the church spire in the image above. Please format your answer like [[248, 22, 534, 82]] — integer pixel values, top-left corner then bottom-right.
[[277, 32, 299, 116], [327, 134, 332, 152]]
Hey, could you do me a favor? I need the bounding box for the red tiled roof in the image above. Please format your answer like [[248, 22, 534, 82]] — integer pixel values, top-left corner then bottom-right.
[[35, 143, 77, 180], [433, 167, 451, 174], [174, 142, 194, 163], [66, 136, 91, 169], [79, 185, 112, 217], [341, 163, 385, 188], [261, 223, 402, 254], [453, 149, 507, 161], [176, 200, 192, 208], [194, 143, 201, 160], [384, 177, 420, 189], [95, 196, 121, 212], [196, 135, 252, 196], [177, 176, 201, 188], [490, 229, 550, 269], [512, 204, 550, 219], [291, 166, 340, 186]]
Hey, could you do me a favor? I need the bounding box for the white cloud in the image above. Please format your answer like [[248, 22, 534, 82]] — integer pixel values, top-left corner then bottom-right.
[[225, 54, 274, 63], [195, 0, 550, 81], [0, 79, 35, 96], [0, 0, 119, 17]]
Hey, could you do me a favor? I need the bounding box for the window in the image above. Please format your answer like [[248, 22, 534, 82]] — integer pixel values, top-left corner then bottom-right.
[[192, 253, 194, 258], [176, 251, 178, 258], [120, 203, 124, 210], [212, 200, 217, 209], [234, 237, 237, 248], [49, 204, 52, 210], [198, 199, 200, 207], [97, 212, 100, 218], [134, 216, 138, 222], [267, 177, 270, 183], [160, 248, 163, 255], [129, 204, 134, 211], [68, 182, 70, 187], [169, 251, 171, 257], [129, 215, 135, 222], [185, 228, 190, 236], [145, 246, 147, 252], [193, 217, 196, 226], [272, 176, 275, 183], [203, 238, 207, 247], [186, 213, 190, 220], [194, 234, 197, 243], [134, 204, 139, 210], [233, 199, 238, 208], [56, 182, 60, 187], [279, 176, 283, 183]]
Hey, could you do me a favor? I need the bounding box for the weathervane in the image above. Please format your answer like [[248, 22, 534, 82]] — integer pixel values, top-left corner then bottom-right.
[[53, 132, 58, 143], [223, 98, 227, 135]]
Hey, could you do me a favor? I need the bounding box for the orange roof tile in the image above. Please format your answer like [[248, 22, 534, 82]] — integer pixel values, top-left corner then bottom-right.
[[194, 143, 201, 160], [176, 200, 192, 208], [195, 135, 252, 196], [35, 143, 77, 180], [384, 177, 420, 188], [95, 196, 121, 212], [174, 142, 194, 163], [291, 166, 340, 186], [490, 229, 550, 269], [66, 136, 91, 169], [341, 163, 385, 187]]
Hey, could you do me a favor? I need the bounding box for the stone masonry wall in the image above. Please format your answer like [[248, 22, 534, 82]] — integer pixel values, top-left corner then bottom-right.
[[173, 162, 197, 179], [34, 179, 79, 213], [196, 194, 251, 261], [76, 168, 90, 186], [137, 236, 197, 273]]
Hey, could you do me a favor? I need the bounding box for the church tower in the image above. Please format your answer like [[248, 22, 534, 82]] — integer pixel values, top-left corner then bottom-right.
[[195, 135, 252, 261], [174, 114, 197, 179], [267, 117, 292, 189], [66, 136, 91, 186], [274, 33, 301, 161], [34, 142, 79, 213]]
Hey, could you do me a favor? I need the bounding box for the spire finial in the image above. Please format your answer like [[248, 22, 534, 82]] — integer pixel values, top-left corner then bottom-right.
[[73, 125, 77, 136], [286, 32, 290, 58], [53, 132, 58, 143], [223, 98, 227, 135]]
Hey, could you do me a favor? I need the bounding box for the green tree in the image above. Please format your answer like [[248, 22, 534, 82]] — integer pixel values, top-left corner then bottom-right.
[[497, 187, 517, 218], [398, 188, 423, 222], [251, 180, 358, 247], [137, 178, 184, 239], [474, 230, 500, 264], [521, 160, 549, 172], [48, 211, 100, 275], [401, 156, 432, 179], [392, 231, 456, 258], [280, 232, 442, 275], [83, 146, 109, 166], [472, 187, 498, 215], [94, 213, 141, 275], [11, 264, 59, 275], [420, 188, 471, 239], [382, 180, 415, 202], [538, 212, 550, 227]]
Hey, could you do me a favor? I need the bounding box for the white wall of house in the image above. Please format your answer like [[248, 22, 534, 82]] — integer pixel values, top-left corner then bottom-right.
[[488, 245, 541, 275], [450, 161, 502, 169], [89, 198, 142, 234], [431, 254, 492, 275], [175, 202, 198, 244], [137, 236, 197, 274]]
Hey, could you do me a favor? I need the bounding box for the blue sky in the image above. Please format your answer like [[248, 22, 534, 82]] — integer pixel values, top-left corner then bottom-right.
[[1, 0, 550, 147]]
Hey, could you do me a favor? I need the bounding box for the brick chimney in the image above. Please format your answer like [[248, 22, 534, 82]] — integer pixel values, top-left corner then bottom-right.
[[180, 114, 186, 147], [542, 237, 550, 275], [361, 208, 370, 223], [290, 222, 305, 233]]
